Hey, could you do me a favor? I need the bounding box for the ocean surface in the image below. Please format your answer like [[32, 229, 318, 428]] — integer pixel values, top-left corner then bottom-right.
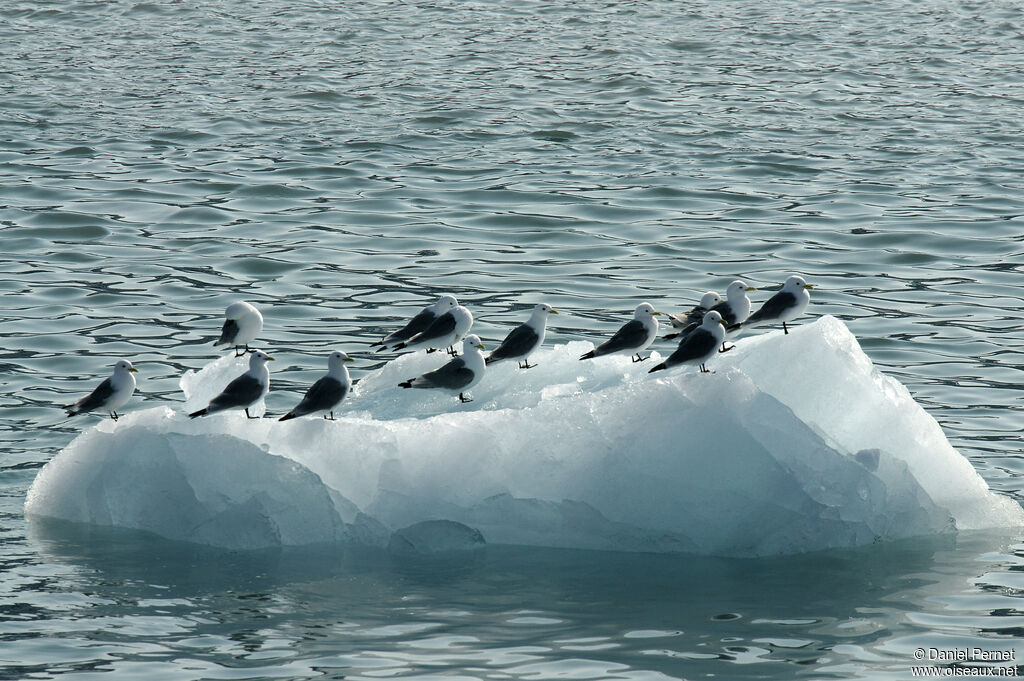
[[1, 0, 1023, 678]]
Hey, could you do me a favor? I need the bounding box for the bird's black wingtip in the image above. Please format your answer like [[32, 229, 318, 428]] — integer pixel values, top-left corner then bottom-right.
[[579, 351, 595, 361], [398, 380, 413, 389], [648, 363, 667, 374], [188, 409, 206, 419], [278, 413, 295, 422]]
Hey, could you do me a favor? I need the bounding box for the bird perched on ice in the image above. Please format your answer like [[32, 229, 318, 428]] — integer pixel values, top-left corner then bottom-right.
[[664, 291, 722, 341], [731, 275, 814, 335], [279, 350, 354, 421], [394, 300, 473, 356], [213, 301, 263, 356], [371, 295, 458, 352], [579, 302, 662, 363], [649, 311, 727, 374], [63, 359, 139, 421], [485, 303, 558, 369], [706, 280, 756, 352], [189, 350, 274, 419], [398, 334, 486, 403]]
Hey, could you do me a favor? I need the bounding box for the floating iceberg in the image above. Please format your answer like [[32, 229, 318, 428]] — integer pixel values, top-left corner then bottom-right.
[[25, 316, 1024, 556]]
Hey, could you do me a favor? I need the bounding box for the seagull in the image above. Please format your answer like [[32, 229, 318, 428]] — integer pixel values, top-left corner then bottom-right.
[[63, 359, 138, 421], [485, 303, 558, 369], [394, 301, 473, 356], [731, 275, 814, 335], [279, 350, 354, 421], [398, 334, 486, 403], [372, 295, 458, 352], [579, 302, 662, 363], [213, 302, 264, 356], [708, 280, 756, 352], [664, 291, 722, 341], [649, 311, 727, 374], [189, 351, 274, 419]]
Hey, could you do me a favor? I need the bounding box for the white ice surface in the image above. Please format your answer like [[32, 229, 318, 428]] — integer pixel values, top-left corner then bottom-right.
[[25, 317, 1024, 555]]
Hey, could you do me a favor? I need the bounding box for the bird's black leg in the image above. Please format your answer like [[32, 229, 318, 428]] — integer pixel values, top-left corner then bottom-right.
[[245, 345, 255, 354], [245, 408, 260, 419], [327, 412, 335, 421], [447, 346, 458, 357], [632, 353, 649, 363], [459, 393, 473, 403], [699, 364, 709, 373], [783, 322, 789, 335], [235, 346, 245, 357], [719, 342, 735, 353], [110, 411, 119, 421], [519, 359, 536, 369]]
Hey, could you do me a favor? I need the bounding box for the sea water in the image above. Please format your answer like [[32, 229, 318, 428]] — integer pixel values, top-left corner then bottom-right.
[[1, 0, 1023, 678]]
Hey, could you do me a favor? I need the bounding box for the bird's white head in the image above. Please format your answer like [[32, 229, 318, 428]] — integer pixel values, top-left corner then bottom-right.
[[785, 275, 813, 291], [328, 350, 355, 368], [225, 301, 259, 321], [114, 360, 139, 374], [249, 350, 275, 367], [702, 310, 726, 326], [699, 291, 723, 309], [727, 280, 756, 298], [634, 302, 661, 318], [533, 303, 558, 316], [436, 295, 459, 310], [462, 334, 485, 352]]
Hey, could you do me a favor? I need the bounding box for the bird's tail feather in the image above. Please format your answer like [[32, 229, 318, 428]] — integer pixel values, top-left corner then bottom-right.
[[579, 350, 595, 361], [188, 408, 207, 419]]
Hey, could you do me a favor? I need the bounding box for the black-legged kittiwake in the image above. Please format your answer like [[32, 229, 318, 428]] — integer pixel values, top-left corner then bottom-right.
[[708, 279, 756, 352], [732, 275, 814, 335], [664, 291, 722, 341], [398, 334, 486, 403], [279, 350, 355, 421], [485, 303, 558, 369], [189, 350, 274, 419], [579, 302, 662, 363], [394, 300, 473, 356], [214, 301, 264, 356], [63, 359, 138, 421], [372, 295, 458, 352], [649, 311, 727, 374]]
